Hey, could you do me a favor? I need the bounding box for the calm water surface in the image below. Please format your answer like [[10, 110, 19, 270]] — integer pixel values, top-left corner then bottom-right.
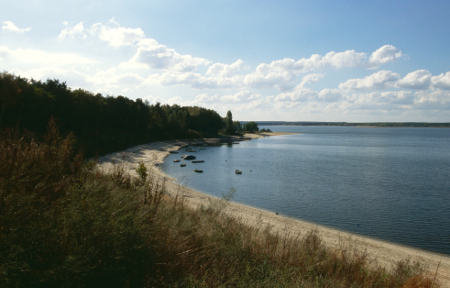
[[162, 126, 450, 255]]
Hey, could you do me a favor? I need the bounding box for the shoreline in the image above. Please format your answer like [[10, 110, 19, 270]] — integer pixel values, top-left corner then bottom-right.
[[97, 132, 450, 286]]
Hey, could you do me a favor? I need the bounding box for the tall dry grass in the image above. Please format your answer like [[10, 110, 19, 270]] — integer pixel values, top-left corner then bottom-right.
[[0, 124, 439, 287]]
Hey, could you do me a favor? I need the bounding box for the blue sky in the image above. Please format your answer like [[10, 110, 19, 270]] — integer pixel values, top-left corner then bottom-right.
[[1, 0, 449, 121]]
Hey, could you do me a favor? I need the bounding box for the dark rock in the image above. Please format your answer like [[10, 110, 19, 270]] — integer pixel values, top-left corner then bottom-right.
[[183, 155, 196, 160]]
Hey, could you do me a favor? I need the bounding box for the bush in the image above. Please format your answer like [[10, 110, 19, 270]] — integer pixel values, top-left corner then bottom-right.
[[0, 125, 154, 287], [243, 121, 259, 132]]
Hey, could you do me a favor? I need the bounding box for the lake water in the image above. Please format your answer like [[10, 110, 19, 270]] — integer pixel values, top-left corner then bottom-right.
[[161, 126, 450, 255]]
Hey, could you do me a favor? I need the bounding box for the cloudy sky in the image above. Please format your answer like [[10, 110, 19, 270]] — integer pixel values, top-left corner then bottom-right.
[[1, 0, 449, 121]]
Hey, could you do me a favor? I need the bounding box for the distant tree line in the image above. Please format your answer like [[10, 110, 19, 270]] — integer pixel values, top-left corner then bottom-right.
[[226, 118, 271, 134], [0, 73, 225, 157], [256, 121, 450, 127]]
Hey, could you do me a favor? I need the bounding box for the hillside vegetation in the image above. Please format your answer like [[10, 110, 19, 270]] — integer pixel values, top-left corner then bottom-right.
[[0, 127, 438, 287], [0, 74, 439, 287]]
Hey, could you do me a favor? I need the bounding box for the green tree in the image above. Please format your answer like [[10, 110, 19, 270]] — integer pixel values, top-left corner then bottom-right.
[[225, 110, 234, 134], [233, 121, 242, 134], [244, 121, 259, 132], [0, 72, 226, 157]]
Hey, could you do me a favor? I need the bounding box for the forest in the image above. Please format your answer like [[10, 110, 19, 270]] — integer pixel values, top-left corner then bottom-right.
[[0, 73, 225, 157]]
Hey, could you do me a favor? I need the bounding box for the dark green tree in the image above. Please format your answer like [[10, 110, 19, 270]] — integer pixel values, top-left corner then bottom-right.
[[244, 121, 259, 132], [0, 72, 226, 157], [225, 110, 234, 134]]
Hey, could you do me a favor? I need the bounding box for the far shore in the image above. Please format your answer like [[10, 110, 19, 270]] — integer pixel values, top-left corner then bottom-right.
[[97, 132, 450, 286]]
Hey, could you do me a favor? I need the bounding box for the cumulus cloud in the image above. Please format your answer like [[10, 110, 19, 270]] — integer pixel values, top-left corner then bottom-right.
[[299, 73, 323, 88], [244, 58, 298, 90], [58, 22, 86, 39], [0, 45, 98, 92], [431, 72, 450, 90], [321, 50, 367, 68], [318, 88, 342, 102], [206, 59, 244, 77], [243, 45, 400, 90], [369, 45, 402, 66], [339, 70, 400, 90], [274, 85, 342, 104], [132, 38, 210, 71], [194, 90, 260, 104], [397, 69, 431, 89], [414, 89, 450, 109], [0, 45, 95, 66], [243, 50, 364, 89], [58, 20, 144, 47], [58, 20, 210, 72], [4, 19, 448, 120], [2, 21, 31, 33], [275, 87, 317, 102], [91, 22, 144, 47], [379, 90, 415, 105]]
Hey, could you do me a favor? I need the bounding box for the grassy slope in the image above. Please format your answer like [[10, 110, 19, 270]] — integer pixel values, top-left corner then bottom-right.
[[0, 128, 438, 287]]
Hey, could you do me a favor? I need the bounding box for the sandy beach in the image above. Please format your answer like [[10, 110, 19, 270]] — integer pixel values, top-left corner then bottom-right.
[[98, 132, 450, 286]]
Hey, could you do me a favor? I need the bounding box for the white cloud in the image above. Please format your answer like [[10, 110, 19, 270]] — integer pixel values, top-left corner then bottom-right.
[[91, 22, 144, 47], [244, 58, 297, 90], [0, 45, 95, 66], [58, 22, 86, 39], [274, 86, 341, 104], [275, 86, 318, 102], [414, 89, 450, 108], [3, 19, 448, 121], [2, 21, 31, 33], [58, 21, 209, 72], [431, 72, 450, 90], [299, 73, 323, 88], [339, 70, 400, 90], [397, 69, 431, 89], [58, 20, 144, 46], [194, 90, 260, 104], [321, 50, 366, 68], [369, 45, 402, 66], [379, 90, 415, 105], [206, 59, 244, 77], [132, 38, 210, 71], [243, 45, 400, 90], [318, 88, 342, 102]]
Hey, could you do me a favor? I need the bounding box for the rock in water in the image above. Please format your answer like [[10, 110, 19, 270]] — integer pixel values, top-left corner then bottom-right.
[[183, 155, 196, 160]]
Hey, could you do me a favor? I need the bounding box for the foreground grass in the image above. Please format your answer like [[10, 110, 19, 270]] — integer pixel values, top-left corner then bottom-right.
[[0, 127, 439, 287]]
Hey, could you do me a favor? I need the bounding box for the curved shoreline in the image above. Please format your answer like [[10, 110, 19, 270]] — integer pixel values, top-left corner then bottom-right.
[[98, 133, 450, 286]]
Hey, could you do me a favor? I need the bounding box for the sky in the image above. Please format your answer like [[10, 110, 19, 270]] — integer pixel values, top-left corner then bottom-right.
[[1, 0, 450, 122]]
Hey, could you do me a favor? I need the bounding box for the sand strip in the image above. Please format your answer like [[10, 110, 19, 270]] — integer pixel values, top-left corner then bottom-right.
[[97, 133, 450, 286]]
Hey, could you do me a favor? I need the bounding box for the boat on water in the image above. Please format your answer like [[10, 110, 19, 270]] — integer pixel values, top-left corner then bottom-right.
[[235, 169, 242, 175], [194, 169, 203, 173], [173, 159, 180, 163], [192, 160, 205, 163], [180, 163, 186, 167]]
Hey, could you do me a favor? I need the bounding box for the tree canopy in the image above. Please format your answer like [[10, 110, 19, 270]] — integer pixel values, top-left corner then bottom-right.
[[0, 73, 225, 157], [243, 121, 259, 132]]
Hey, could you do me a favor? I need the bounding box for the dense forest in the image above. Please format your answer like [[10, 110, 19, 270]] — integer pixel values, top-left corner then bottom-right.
[[0, 73, 225, 157]]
